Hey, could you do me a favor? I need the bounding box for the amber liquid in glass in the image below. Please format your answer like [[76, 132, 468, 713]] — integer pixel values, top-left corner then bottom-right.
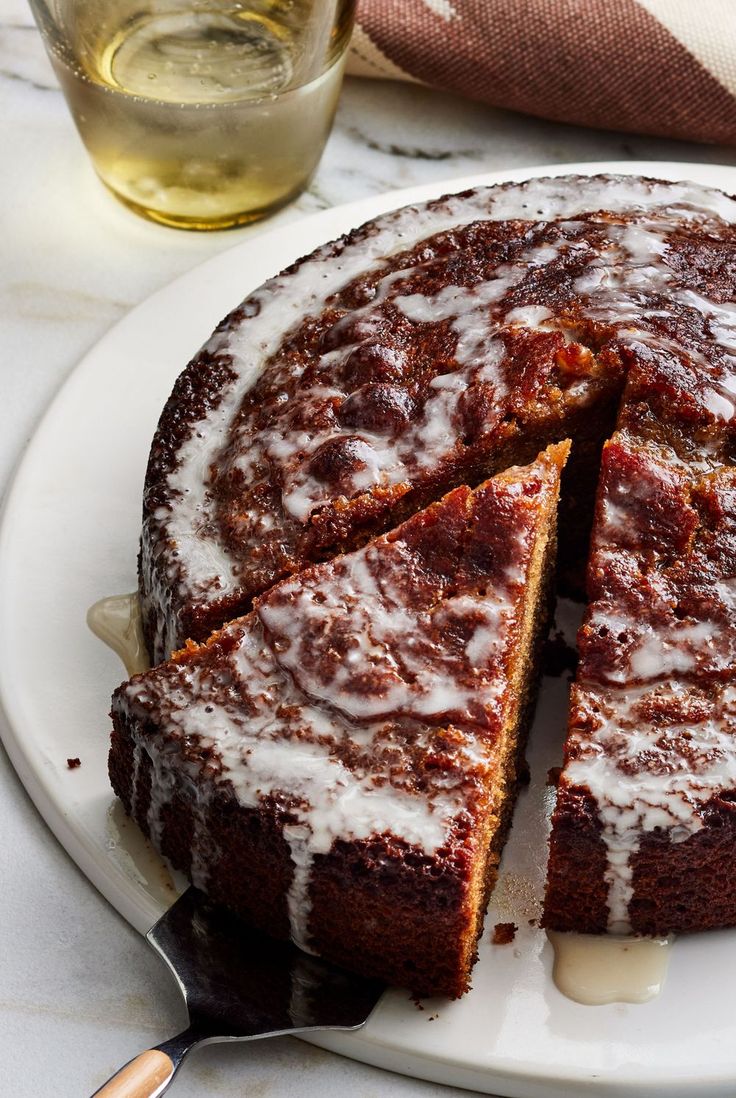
[[46, 2, 353, 228]]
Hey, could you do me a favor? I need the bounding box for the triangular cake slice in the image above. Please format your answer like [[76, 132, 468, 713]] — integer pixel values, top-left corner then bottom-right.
[[545, 350, 736, 935], [110, 443, 568, 998]]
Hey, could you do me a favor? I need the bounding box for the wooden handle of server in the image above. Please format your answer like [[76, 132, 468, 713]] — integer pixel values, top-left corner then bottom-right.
[[92, 1049, 176, 1098]]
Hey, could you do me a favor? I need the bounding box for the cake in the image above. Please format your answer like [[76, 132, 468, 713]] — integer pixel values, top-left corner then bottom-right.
[[143, 174, 736, 665], [114, 172, 736, 994], [545, 366, 736, 933], [110, 445, 567, 998]]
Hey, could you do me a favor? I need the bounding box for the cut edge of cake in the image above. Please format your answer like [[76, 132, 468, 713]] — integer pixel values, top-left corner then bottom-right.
[[110, 442, 568, 998], [545, 393, 736, 937]]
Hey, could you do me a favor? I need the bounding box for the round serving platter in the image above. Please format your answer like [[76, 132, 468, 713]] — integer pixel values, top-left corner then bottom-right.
[[3, 161, 736, 1097]]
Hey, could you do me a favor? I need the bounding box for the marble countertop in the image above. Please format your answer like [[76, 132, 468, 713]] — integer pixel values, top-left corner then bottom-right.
[[3, 0, 736, 1093]]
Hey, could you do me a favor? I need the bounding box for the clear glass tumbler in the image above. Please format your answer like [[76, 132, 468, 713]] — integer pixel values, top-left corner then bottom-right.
[[29, 0, 355, 229]]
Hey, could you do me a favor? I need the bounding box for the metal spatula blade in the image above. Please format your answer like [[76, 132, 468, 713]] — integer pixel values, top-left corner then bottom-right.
[[92, 887, 385, 1097]]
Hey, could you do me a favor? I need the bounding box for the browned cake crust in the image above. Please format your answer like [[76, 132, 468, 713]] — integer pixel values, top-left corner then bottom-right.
[[111, 445, 567, 997]]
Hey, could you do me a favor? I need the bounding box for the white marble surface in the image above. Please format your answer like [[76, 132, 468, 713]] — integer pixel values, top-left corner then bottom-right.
[[3, 0, 736, 1094]]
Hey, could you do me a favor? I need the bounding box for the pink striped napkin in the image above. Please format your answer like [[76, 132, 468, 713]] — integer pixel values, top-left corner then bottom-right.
[[348, 0, 736, 145]]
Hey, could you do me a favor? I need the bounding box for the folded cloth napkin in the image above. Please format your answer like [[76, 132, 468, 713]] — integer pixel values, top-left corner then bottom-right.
[[347, 0, 736, 145]]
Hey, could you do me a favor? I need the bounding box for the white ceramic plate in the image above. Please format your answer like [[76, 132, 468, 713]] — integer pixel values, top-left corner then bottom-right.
[[3, 161, 736, 1098]]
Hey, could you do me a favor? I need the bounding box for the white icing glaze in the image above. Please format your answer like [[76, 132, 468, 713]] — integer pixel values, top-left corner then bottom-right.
[[548, 930, 673, 1005], [87, 593, 150, 678], [504, 304, 553, 327], [586, 605, 727, 685], [627, 622, 715, 680], [257, 533, 525, 724], [121, 618, 485, 951], [565, 680, 736, 931], [130, 739, 143, 820], [145, 174, 736, 661], [145, 736, 179, 853]]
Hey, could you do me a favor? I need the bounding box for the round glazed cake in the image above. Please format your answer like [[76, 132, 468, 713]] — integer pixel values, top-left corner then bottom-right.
[[113, 174, 736, 995]]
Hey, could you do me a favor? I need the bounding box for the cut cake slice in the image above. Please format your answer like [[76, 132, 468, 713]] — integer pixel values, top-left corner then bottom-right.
[[110, 443, 568, 998], [546, 349, 736, 935]]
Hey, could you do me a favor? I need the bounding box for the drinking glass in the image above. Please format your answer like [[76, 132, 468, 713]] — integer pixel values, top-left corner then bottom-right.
[[28, 0, 355, 229]]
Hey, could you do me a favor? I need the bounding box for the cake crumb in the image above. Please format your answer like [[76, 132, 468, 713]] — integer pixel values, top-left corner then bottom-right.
[[66, 757, 81, 770], [492, 922, 517, 945], [546, 766, 562, 787]]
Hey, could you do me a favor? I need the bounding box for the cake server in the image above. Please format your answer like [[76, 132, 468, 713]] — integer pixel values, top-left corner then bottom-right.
[[92, 887, 385, 1097]]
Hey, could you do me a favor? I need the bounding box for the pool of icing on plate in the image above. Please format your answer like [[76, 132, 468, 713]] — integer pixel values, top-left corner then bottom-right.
[[106, 798, 179, 909], [87, 593, 150, 677], [547, 930, 673, 1005]]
